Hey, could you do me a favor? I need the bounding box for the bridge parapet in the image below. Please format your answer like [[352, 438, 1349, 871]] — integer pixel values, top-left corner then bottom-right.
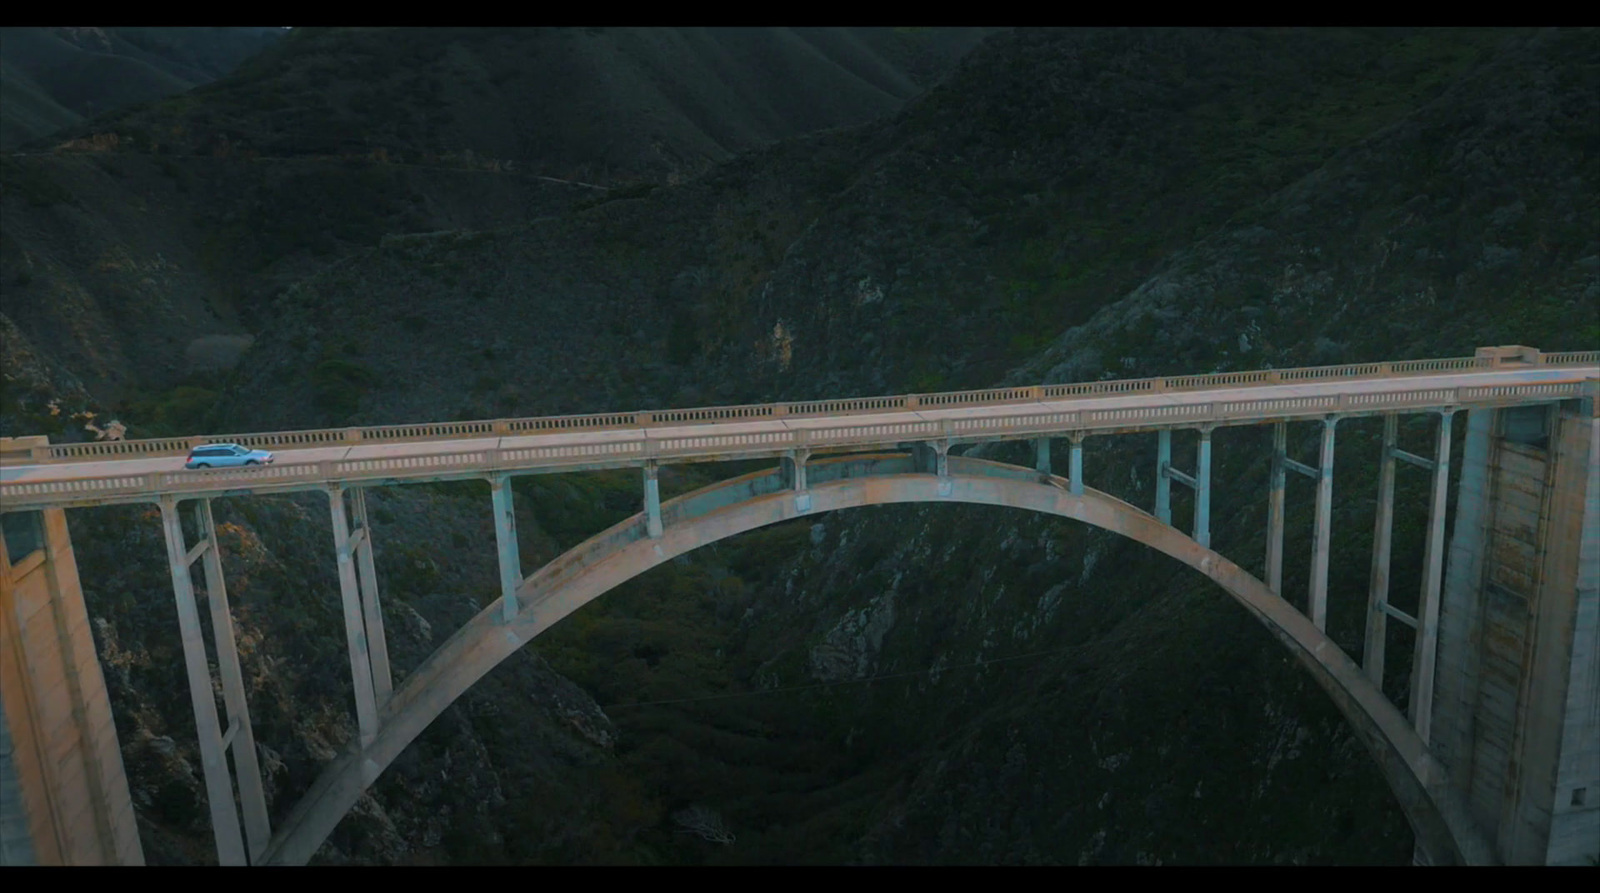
[[8, 348, 1597, 466], [3, 377, 1595, 513]]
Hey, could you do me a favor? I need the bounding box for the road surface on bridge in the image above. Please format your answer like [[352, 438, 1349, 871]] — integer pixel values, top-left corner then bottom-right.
[[2, 364, 1592, 488]]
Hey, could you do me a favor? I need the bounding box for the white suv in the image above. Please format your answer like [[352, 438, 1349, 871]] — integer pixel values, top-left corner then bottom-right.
[[184, 443, 275, 469]]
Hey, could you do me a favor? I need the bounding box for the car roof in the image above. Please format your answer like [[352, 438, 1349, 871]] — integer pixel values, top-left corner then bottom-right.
[[196, 443, 241, 450]]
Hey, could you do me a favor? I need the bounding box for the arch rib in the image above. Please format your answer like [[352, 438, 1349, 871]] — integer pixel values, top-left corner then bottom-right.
[[260, 455, 1495, 866]]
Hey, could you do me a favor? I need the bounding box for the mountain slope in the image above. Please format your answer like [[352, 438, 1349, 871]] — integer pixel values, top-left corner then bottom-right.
[[0, 27, 994, 417], [0, 27, 284, 148], [204, 28, 1543, 434], [42, 27, 999, 183]]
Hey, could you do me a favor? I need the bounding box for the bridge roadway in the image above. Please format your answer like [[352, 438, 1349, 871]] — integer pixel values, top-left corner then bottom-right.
[[0, 364, 1593, 486], [1, 363, 1595, 510]]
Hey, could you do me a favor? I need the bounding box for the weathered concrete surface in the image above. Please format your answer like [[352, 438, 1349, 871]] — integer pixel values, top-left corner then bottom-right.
[[0, 693, 36, 865], [1429, 402, 1600, 865], [0, 506, 142, 865], [259, 456, 1496, 866]]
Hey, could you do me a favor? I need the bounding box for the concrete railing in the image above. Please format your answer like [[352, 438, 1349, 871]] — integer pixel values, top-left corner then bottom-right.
[[4, 377, 1593, 510], [1543, 349, 1600, 366], [19, 347, 1582, 464]]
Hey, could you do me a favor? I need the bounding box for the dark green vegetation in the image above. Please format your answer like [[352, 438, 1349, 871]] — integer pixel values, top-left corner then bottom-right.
[[206, 27, 1588, 433], [7, 27, 1598, 864], [46, 27, 996, 182], [0, 27, 993, 415], [0, 27, 284, 149]]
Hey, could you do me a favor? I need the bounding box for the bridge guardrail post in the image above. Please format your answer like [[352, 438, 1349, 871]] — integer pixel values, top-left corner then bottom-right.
[[344, 428, 363, 444]]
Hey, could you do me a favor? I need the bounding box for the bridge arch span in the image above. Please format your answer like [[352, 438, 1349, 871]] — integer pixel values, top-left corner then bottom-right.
[[262, 454, 1494, 865]]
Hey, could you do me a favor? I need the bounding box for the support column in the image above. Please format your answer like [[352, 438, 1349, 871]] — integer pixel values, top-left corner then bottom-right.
[[935, 441, 952, 497], [489, 475, 521, 624], [1409, 408, 1455, 744], [785, 449, 812, 512], [1035, 438, 1051, 477], [1156, 429, 1172, 524], [1194, 427, 1212, 549], [1069, 434, 1084, 496], [349, 488, 391, 707], [158, 496, 246, 867], [193, 499, 271, 863], [1364, 413, 1399, 687], [1309, 416, 1338, 632], [643, 462, 663, 538], [327, 486, 379, 750], [1267, 422, 1286, 595]]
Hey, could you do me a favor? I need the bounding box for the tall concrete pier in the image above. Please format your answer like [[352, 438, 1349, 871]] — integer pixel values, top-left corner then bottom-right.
[[0, 437, 143, 864], [1427, 395, 1599, 865]]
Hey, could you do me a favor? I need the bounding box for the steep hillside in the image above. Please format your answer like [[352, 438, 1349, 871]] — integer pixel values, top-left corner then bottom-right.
[[0, 27, 993, 417], [0, 151, 597, 413], [0, 27, 284, 149], [41, 27, 998, 183], [207, 28, 1539, 434]]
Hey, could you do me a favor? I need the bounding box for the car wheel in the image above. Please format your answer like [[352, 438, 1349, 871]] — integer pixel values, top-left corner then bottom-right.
[[195, 463, 210, 469], [246, 459, 260, 466]]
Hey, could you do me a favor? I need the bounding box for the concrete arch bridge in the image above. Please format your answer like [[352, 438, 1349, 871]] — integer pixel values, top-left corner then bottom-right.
[[0, 345, 1595, 866]]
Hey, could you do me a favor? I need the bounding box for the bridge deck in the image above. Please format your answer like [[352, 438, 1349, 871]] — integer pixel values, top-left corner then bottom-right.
[[1, 364, 1594, 509]]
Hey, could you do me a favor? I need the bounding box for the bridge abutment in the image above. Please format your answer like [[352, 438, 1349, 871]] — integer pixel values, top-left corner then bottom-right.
[[0, 459, 142, 864], [1426, 398, 1600, 865]]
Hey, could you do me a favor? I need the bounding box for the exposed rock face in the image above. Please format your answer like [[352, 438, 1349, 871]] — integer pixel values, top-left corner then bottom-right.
[[809, 588, 897, 682]]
